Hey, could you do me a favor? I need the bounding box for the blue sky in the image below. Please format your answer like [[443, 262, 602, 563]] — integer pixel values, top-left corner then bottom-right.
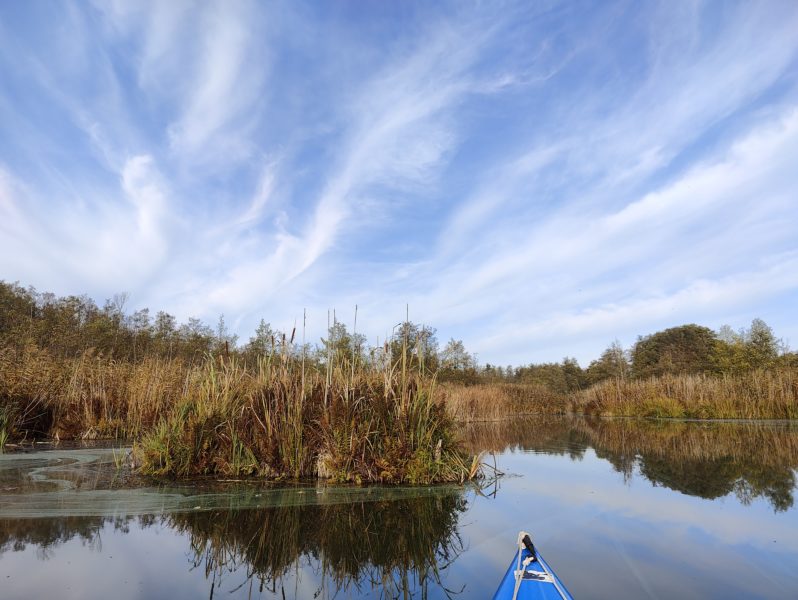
[[1, 0, 797, 366]]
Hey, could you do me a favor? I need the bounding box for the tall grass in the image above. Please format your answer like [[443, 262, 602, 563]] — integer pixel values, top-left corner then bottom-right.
[[440, 370, 798, 421], [134, 355, 469, 483], [572, 370, 798, 419], [440, 382, 568, 422], [0, 345, 187, 440], [0, 340, 477, 483], [0, 409, 7, 451]]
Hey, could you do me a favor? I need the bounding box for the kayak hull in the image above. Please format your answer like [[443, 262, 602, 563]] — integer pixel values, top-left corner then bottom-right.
[[492, 545, 574, 600]]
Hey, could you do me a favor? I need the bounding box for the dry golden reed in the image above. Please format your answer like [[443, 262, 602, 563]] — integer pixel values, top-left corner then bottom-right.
[[439, 370, 798, 421], [0, 344, 477, 484], [572, 370, 798, 419], [440, 382, 568, 422]]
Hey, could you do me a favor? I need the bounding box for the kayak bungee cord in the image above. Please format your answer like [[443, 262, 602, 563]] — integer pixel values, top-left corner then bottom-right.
[[511, 531, 570, 600]]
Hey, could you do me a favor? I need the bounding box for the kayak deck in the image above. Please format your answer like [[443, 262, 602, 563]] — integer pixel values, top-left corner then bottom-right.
[[493, 538, 573, 600]]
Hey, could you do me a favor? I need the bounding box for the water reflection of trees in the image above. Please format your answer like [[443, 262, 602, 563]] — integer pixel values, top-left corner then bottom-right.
[[462, 417, 798, 511], [0, 489, 468, 598], [0, 515, 145, 559], [169, 489, 467, 598]]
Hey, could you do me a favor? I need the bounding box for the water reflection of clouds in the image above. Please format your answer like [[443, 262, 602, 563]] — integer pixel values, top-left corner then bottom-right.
[[456, 447, 798, 598], [495, 449, 798, 552], [3, 420, 798, 599], [1, 522, 207, 600]]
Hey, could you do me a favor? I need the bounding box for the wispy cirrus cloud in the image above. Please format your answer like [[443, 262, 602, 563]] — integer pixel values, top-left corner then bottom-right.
[[0, 0, 797, 363]]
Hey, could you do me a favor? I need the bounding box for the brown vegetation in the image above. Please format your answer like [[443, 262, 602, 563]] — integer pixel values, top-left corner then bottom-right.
[[440, 369, 798, 421], [0, 346, 474, 483], [459, 416, 798, 511], [134, 356, 473, 483], [0, 282, 483, 483], [440, 382, 567, 422], [572, 369, 798, 419]]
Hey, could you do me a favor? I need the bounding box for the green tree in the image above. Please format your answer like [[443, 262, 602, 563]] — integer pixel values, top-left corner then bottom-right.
[[438, 339, 478, 383], [153, 311, 178, 358], [561, 357, 587, 391], [587, 340, 630, 384], [179, 317, 214, 362], [213, 314, 238, 356], [320, 321, 367, 367], [244, 319, 276, 361], [129, 308, 152, 361], [746, 318, 778, 369], [389, 322, 439, 373], [631, 325, 716, 378]]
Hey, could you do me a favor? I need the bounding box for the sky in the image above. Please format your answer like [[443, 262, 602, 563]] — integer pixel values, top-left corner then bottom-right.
[[1, 0, 797, 366]]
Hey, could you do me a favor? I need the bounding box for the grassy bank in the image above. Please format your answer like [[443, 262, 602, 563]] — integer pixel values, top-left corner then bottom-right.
[[135, 357, 473, 483], [441, 368, 798, 421], [440, 382, 567, 422], [572, 369, 798, 419], [0, 345, 478, 484], [0, 345, 186, 441]]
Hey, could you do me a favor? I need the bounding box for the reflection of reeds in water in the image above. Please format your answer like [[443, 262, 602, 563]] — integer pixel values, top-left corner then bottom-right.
[[0, 515, 143, 559], [574, 418, 798, 468], [167, 489, 467, 597], [458, 417, 585, 458], [576, 418, 798, 511], [572, 370, 798, 419], [0, 488, 467, 597], [463, 417, 798, 512]]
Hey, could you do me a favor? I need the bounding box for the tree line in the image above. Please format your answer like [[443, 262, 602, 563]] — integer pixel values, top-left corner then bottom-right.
[[482, 320, 797, 393], [1, 281, 794, 389], [0, 282, 472, 376]]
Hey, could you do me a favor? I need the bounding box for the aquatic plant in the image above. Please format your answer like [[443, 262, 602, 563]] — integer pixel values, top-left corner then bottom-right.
[[572, 369, 798, 419], [111, 447, 127, 471], [0, 410, 7, 451], [133, 349, 473, 483], [0, 327, 478, 483], [440, 368, 798, 422], [440, 382, 568, 422]]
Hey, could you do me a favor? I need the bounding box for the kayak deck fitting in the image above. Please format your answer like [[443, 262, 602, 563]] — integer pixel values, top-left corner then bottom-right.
[[492, 531, 574, 600]]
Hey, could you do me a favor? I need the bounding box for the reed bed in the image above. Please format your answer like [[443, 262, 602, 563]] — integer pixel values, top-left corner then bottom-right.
[[0, 345, 187, 441], [440, 382, 568, 422], [570, 417, 798, 470], [135, 357, 470, 483], [0, 344, 476, 483], [571, 369, 798, 419]]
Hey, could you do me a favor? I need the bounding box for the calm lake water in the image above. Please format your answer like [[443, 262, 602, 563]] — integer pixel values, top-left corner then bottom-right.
[[1, 417, 797, 599]]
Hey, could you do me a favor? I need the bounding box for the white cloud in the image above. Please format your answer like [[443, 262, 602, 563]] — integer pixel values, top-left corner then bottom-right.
[[1, 1, 797, 362], [166, 0, 266, 164], [190, 16, 497, 317]]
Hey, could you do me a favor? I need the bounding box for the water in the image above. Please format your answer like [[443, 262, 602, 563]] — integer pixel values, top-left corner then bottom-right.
[[1, 417, 797, 599]]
